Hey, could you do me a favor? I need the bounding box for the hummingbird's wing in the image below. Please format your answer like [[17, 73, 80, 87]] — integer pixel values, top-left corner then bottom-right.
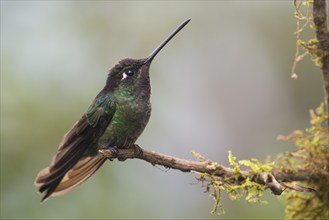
[[35, 94, 116, 202]]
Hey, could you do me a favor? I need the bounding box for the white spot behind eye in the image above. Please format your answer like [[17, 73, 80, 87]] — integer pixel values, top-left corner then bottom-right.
[[121, 73, 127, 81]]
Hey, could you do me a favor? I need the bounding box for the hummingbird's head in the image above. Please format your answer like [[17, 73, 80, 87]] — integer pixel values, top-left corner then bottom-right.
[[102, 19, 191, 96], [104, 57, 152, 96]]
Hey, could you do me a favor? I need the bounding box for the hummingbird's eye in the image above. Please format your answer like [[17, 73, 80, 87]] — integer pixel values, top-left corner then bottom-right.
[[121, 69, 135, 81], [126, 69, 135, 76]]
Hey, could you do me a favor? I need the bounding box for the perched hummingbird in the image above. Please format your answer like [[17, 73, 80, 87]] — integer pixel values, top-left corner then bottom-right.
[[34, 19, 190, 202]]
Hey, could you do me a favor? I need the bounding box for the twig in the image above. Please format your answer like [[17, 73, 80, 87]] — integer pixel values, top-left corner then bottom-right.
[[291, 0, 312, 80]]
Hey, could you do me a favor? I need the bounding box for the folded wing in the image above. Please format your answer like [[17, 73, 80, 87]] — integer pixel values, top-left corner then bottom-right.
[[35, 94, 116, 202]]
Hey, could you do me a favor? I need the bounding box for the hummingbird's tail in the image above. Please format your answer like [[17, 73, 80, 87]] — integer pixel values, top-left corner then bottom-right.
[[34, 113, 113, 203], [35, 154, 107, 203]]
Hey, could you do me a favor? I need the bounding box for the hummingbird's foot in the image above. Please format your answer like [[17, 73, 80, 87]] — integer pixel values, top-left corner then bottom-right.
[[132, 144, 144, 157], [105, 146, 118, 161]]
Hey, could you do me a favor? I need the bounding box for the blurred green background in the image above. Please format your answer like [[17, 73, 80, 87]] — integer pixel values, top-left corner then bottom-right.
[[1, 1, 324, 219]]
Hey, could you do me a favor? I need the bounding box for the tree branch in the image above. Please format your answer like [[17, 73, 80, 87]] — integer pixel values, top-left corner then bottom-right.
[[313, 0, 329, 123], [99, 147, 318, 195], [99, 147, 237, 177]]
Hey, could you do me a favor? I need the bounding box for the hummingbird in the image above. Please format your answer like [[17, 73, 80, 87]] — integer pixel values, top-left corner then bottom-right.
[[34, 19, 190, 203]]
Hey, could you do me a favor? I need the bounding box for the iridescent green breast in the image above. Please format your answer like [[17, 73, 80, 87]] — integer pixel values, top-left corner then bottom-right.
[[106, 102, 150, 146], [98, 87, 151, 148]]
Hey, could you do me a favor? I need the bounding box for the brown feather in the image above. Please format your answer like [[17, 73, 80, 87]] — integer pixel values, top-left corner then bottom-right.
[[51, 155, 106, 196]]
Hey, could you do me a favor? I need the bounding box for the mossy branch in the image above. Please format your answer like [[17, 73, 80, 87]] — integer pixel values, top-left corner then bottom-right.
[[99, 147, 239, 178], [98, 146, 317, 201], [313, 0, 329, 117], [99, 147, 323, 190]]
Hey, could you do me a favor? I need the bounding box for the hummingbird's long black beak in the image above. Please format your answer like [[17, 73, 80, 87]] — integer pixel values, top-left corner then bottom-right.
[[144, 19, 191, 64]]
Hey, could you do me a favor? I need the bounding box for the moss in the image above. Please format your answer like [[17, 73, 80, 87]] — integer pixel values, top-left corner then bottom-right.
[[277, 103, 329, 219], [194, 151, 273, 214]]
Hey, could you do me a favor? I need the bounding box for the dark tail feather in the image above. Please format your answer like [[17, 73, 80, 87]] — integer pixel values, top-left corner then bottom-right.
[[35, 155, 107, 203]]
